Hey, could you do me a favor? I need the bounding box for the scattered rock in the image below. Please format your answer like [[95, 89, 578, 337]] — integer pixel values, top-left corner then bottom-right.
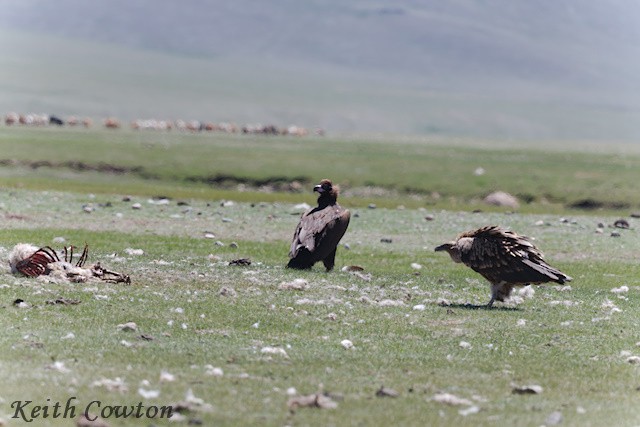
[[376, 386, 399, 398], [261, 346, 289, 358], [278, 278, 308, 291], [512, 384, 543, 395], [546, 411, 563, 426], [484, 191, 519, 209], [159, 371, 175, 382], [46, 298, 81, 305], [459, 406, 481, 417], [124, 248, 144, 256], [287, 393, 338, 410], [138, 388, 160, 399], [205, 366, 224, 377], [13, 298, 29, 308], [218, 287, 237, 297], [424, 214, 435, 221], [611, 285, 629, 294], [117, 322, 138, 332], [432, 393, 472, 406], [380, 238, 393, 243], [131, 203, 142, 210], [229, 258, 251, 266], [341, 339, 354, 349], [341, 265, 365, 272], [614, 219, 630, 229]]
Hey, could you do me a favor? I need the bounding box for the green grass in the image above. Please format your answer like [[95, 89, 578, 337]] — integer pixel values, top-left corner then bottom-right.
[[1, 130, 640, 425], [1, 186, 640, 426], [2, 127, 640, 213]]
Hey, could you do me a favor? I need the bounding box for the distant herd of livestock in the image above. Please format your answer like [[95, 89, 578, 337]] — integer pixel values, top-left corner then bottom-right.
[[3, 112, 322, 137]]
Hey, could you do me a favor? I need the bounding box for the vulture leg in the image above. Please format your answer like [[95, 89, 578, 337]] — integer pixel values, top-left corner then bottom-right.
[[322, 248, 337, 272], [489, 282, 514, 307]]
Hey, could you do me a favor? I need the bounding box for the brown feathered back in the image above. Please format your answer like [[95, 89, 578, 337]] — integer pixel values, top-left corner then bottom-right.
[[288, 179, 350, 271], [435, 226, 571, 306]]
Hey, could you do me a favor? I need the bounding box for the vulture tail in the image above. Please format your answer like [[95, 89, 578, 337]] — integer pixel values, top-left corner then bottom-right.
[[522, 259, 572, 284]]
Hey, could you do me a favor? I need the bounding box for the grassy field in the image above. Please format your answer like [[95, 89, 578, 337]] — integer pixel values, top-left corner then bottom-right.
[[0, 128, 639, 426], [2, 127, 640, 212]]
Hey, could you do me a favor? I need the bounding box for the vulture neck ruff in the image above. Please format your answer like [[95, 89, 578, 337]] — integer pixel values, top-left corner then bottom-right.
[[317, 191, 338, 208]]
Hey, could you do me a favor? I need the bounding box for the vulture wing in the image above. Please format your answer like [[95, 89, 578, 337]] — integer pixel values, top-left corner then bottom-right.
[[289, 205, 350, 267], [459, 226, 571, 285]]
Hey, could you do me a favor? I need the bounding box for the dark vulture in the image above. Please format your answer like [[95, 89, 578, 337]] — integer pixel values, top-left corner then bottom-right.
[[435, 225, 572, 307], [288, 179, 351, 271]]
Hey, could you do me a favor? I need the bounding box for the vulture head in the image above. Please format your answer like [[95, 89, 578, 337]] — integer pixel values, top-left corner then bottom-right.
[[314, 179, 339, 206], [434, 237, 473, 264]]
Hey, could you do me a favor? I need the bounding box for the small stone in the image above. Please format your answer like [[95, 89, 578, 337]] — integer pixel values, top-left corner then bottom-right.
[[376, 386, 399, 398], [614, 219, 630, 229], [118, 322, 138, 332], [512, 384, 543, 395], [459, 406, 480, 416], [205, 366, 224, 377], [131, 203, 142, 210], [278, 279, 308, 291], [341, 339, 354, 349], [546, 411, 563, 426]]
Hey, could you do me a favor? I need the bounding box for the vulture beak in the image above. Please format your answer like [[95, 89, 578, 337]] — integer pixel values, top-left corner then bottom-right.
[[314, 185, 324, 193], [434, 243, 451, 252]]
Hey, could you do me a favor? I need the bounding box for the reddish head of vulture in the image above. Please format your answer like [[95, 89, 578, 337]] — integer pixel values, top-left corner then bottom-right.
[[435, 225, 572, 307], [287, 179, 350, 271]]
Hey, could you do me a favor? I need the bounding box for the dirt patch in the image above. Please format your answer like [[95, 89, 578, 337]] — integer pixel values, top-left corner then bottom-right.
[[568, 198, 630, 210], [0, 158, 153, 177], [185, 174, 311, 192]]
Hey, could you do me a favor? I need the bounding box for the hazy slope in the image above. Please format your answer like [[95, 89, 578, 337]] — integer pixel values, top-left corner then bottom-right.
[[0, 0, 639, 140]]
